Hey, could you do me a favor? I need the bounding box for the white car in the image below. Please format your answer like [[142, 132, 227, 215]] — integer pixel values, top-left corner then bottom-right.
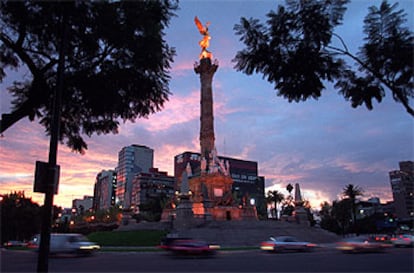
[[30, 233, 100, 255], [391, 234, 414, 247], [260, 236, 317, 252]]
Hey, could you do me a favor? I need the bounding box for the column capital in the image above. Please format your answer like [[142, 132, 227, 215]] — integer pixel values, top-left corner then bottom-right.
[[194, 57, 219, 74]]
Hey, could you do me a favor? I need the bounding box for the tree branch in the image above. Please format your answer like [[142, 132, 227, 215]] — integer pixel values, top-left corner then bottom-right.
[[325, 43, 414, 117], [0, 34, 53, 132], [0, 34, 39, 76], [0, 100, 34, 133]]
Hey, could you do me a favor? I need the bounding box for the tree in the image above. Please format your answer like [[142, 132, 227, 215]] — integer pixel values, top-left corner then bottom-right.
[[0, 191, 41, 244], [331, 199, 353, 235], [342, 184, 363, 231], [0, 0, 178, 153], [280, 183, 294, 216], [286, 183, 293, 195], [280, 202, 295, 217], [266, 190, 284, 219], [233, 0, 413, 117], [319, 201, 338, 232]]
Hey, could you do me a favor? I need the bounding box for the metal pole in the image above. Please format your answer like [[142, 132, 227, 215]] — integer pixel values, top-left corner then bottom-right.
[[36, 5, 67, 273]]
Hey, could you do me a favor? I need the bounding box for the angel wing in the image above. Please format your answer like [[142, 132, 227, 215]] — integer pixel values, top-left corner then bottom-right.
[[194, 16, 206, 35]]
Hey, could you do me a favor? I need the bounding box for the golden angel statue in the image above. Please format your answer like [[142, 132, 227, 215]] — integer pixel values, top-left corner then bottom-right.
[[194, 16, 212, 59]]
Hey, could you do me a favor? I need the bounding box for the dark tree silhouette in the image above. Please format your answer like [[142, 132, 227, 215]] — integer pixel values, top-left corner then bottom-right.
[[286, 183, 293, 194], [233, 0, 413, 117], [342, 184, 363, 231], [332, 199, 353, 235], [319, 201, 338, 232], [1, 191, 41, 244], [0, 0, 178, 153], [266, 190, 284, 219]]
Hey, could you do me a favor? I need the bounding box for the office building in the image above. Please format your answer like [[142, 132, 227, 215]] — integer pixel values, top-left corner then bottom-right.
[[116, 145, 154, 208], [93, 170, 117, 211], [130, 168, 175, 214], [389, 161, 414, 220]]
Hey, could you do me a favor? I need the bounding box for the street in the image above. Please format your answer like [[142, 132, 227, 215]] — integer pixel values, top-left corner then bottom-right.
[[2, 247, 413, 272]]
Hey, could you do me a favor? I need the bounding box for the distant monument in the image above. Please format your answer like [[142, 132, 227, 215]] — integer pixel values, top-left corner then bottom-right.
[[165, 17, 257, 226], [293, 183, 309, 225]]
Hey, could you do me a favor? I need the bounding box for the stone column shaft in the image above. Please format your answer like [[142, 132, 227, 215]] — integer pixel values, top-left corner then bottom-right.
[[194, 58, 218, 160]]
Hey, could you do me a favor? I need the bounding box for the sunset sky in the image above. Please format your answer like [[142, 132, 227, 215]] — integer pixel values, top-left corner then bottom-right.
[[1, 0, 413, 209]]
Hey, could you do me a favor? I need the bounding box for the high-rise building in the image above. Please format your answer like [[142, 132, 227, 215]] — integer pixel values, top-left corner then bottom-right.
[[93, 170, 117, 211], [116, 145, 154, 208], [130, 168, 175, 214], [389, 161, 414, 220]]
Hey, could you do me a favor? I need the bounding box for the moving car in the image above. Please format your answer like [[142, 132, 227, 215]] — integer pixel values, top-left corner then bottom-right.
[[3, 240, 27, 248], [29, 233, 100, 256], [260, 236, 317, 253], [336, 236, 391, 253], [391, 234, 414, 247], [159, 238, 220, 256]]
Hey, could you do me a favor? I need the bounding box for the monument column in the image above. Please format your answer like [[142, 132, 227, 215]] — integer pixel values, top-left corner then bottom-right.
[[194, 58, 218, 161]]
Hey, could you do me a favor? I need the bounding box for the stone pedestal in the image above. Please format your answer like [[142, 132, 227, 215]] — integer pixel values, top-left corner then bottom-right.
[[203, 200, 213, 220], [174, 197, 194, 229], [294, 206, 309, 226]]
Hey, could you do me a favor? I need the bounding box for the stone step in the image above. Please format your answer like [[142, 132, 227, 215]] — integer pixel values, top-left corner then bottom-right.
[[172, 220, 341, 247]]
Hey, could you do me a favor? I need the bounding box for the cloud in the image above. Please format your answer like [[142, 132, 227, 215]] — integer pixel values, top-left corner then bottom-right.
[[139, 90, 200, 132]]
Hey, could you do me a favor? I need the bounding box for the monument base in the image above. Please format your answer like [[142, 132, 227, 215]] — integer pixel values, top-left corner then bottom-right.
[[294, 207, 309, 226], [174, 197, 194, 229], [208, 206, 257, 221]]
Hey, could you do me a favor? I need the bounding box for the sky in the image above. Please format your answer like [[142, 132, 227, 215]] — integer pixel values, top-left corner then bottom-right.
[[1, 0, 413, 209]]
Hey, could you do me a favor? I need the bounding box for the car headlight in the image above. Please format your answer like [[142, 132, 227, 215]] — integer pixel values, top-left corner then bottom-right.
[[79, 245, 100, 250], [261, 245, 275, 251], [337, 245, 353, 250], [209, 244, 220, 249]]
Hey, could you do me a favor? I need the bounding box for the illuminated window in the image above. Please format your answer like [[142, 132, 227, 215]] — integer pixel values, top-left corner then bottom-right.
[[214, 188, 223, 197]]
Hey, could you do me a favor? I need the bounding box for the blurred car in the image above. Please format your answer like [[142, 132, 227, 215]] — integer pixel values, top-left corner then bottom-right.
[[372, 234, 391, 243], [159, 236, 191, 249], [159, 238, 220, 255], [391, 234, 414, 247], [3, 240, 27, 248], [260, 236, 317, 253], [336, 236, 391, 253], [29, 233, 100, 256]]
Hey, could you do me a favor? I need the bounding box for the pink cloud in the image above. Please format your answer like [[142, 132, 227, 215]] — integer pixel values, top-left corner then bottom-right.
[[138, 90, 200, 132]]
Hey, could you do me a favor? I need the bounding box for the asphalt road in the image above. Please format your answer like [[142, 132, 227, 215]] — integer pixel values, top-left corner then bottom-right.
[[2, 247, 413, 272]]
